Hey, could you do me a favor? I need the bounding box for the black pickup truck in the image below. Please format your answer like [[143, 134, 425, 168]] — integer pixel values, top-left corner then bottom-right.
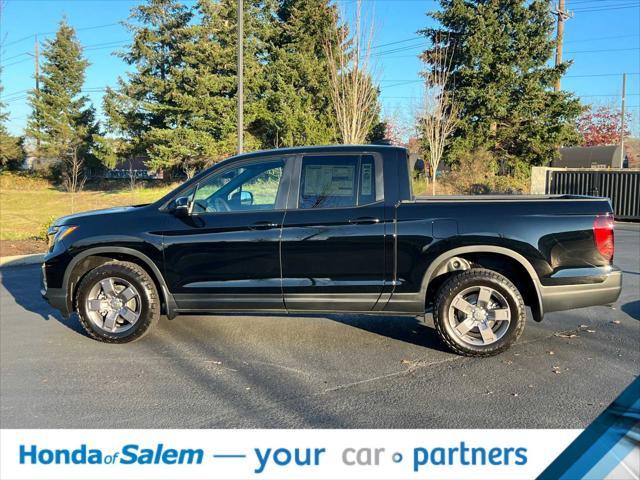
[[42, 145, 622, 356]]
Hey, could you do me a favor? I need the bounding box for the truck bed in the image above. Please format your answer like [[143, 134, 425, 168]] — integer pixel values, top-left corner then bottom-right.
[[411, 194, 600, 202]]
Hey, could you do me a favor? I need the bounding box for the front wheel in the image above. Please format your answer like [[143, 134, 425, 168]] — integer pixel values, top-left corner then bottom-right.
[[433, 268, 526, 357], [75, 261, 160, 343]]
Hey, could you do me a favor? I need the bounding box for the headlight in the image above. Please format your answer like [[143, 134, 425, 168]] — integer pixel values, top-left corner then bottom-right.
[[47, 225, 77, 249]]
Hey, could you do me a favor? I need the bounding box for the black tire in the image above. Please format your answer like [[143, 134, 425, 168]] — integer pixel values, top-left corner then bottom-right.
[[433, 268, 526, 357], [75, 261, 160, 343]]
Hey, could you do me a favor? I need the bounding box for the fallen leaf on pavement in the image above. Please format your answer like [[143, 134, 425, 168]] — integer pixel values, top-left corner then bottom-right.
[[555, 331, 578, 338]]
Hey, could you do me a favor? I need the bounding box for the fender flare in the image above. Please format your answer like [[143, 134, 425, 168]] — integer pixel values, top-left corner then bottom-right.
[[63, 246, 177, 319], [420, 245, 544, 321]]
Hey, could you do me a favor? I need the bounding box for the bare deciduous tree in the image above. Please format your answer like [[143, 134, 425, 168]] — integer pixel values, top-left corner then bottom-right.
[[183, 162, 198, 180], [127, 159, 137, 191], [325, 0, 379, 144], [62, 144, 86, 194], [419, 36, 459, 195]]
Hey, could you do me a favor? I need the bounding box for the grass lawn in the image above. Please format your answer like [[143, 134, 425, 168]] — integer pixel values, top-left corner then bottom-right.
[[0, 173, 178, 242]]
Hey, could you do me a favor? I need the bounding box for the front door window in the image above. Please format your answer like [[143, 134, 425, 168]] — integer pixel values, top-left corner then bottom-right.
[[191, 160, 285, 214]]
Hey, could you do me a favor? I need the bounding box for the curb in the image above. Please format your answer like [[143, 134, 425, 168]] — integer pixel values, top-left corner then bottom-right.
[[0, 254, 45, 268], [615, 222, 640, 231]]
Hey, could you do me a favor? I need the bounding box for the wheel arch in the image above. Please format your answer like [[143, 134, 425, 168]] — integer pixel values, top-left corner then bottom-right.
[[63, 247, 177, 319], [422, 246, 544, 322]]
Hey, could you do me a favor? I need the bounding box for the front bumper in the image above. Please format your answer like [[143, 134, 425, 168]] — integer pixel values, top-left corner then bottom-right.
[[540, 267, 622, 314], [40, 264, 70, 317]]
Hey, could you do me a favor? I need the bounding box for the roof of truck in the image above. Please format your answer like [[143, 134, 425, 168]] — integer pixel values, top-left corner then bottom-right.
[[230, 144, 407, 161], [153, 144, 408, 209]]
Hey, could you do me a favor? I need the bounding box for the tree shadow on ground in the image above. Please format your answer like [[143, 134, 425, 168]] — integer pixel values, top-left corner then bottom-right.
[[621, 300, 639, 320], [0, 264, 450, 354], [0, 264, 84, 334]]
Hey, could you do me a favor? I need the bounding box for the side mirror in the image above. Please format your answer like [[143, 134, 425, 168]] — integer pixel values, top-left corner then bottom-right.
[[230, 190, 254, 208], [240, 190, 254, 206], [172, 196, 192, 217]]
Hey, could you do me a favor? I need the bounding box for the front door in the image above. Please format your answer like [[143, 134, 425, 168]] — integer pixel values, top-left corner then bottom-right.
[[280, 153, 388, 311], [163, 156, 292, 311]]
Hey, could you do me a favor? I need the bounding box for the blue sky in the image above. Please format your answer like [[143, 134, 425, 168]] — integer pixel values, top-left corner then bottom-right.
[[1, 0, 639, 138]]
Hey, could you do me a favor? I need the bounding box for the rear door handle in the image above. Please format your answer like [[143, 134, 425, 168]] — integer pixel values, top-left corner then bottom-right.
[[348, 217, 381, 225], [249, 221, 280, 230]]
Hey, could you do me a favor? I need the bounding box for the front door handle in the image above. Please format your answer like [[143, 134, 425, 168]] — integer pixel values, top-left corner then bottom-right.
[[348, 217, 381, 225], [249, 221, 280, 230]]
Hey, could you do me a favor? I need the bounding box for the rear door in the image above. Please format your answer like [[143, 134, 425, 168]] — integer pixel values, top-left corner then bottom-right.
[[280, 153, 388, 311]]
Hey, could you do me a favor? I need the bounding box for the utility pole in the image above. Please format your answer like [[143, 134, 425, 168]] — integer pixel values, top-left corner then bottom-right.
[[620, 72, 627, 167], [236, 0, 244, 154], [34, 34, 39, 94], [552, 0, 572, 92], [31, 34, 40, 147]]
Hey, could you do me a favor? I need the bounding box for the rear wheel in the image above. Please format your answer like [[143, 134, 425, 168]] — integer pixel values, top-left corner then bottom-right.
[[75, 261, 160, 343], [433, 268, 526, 357]]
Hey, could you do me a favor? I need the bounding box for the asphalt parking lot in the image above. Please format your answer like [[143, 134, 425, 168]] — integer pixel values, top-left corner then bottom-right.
[[1, 224, 638, 429]]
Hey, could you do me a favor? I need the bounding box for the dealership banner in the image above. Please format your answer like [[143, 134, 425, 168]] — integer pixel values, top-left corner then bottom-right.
[[2, 378, 638, 480], [0, 428, 579, 479]]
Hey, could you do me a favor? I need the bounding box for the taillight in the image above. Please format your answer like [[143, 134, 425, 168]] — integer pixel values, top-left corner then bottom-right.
[[593, 214, 614, 263]]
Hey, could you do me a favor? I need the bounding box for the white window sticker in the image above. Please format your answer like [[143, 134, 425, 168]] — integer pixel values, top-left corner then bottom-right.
[[361, 163, 372, 196], [304, 165, 354, 196]]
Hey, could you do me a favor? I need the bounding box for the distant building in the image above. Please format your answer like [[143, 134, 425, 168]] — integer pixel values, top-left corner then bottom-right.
[[623, 138, 639, 169], [555, 145, 624, 169], [98, 156, 163, 180]]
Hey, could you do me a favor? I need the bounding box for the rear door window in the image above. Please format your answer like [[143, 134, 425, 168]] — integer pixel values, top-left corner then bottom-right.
[[298, 155, 379, 209]]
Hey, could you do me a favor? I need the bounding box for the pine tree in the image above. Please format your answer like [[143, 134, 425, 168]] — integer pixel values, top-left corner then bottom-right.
[[154, 0, 274, 169], [26, 19, 98, 191], [103, 0, 194, 172], [0, 77, 23, 169], [252, 0, 340, 147], [105, 0, 277, 172], [420, 0, 583, 173]]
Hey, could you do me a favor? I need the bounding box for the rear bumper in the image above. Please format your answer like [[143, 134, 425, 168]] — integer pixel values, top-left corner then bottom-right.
[[540, 267, 622, 314]]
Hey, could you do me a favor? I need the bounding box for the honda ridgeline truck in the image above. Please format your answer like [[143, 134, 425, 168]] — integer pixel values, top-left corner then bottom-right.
[[41, 145, 622, 356]]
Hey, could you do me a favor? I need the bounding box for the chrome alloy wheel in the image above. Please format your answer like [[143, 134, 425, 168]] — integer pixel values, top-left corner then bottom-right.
[[85, 277, 141, 334], [447, 286, 511, 346]]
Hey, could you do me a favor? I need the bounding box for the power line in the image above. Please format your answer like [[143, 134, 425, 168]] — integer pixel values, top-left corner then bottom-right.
[[2, 22, 121, 48], [573, 2, 640, 12], [581, 93, 639, 97], [379, 45, 640, 59], [565, 33, 639, 43], [380, 94, 640, 100], [566, 47, 640, 54], [371, 35, 640, 58], [372, 36, 421, 50], [2, 51, 30, 62], [379, 72, 640, 82], [4, 87, 109, 104], [568, 72, 640, 77], [0, 39, 128, 68], [0, 57, 31, 68], [568, 0, 634, 4]]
